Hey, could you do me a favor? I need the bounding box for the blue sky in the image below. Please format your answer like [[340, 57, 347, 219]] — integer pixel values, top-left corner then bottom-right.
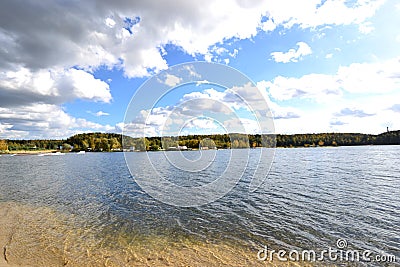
[[0, 0, 399, 139]]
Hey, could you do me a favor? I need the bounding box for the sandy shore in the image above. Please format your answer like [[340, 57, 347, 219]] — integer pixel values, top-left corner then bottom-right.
[[0, 202, 67, 267], [0, 202, 320, 267], [0, 150, 59, 155]]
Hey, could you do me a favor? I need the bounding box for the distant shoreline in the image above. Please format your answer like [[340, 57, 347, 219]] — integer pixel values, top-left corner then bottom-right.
[[2, 144, 399, 155], [1, 130, 399, 153]]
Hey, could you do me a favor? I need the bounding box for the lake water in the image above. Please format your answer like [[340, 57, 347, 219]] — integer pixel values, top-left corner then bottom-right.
[[0, 146, 399, 266]]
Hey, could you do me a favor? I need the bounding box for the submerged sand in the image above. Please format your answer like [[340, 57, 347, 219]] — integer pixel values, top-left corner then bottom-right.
[[0, 202, 315, 267]]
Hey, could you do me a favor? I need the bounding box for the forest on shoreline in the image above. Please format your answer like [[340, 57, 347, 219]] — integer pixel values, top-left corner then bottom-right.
[[1, 130, 399, 152]]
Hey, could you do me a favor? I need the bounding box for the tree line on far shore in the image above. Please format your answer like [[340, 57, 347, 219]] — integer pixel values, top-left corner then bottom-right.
[[1, 130, 399, 152]]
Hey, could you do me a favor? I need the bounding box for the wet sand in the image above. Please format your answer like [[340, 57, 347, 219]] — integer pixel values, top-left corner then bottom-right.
[[0, 202, 316, 267]]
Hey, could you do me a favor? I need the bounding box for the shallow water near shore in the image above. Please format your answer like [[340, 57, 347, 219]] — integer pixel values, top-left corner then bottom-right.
[[0, 146, 399, 266]]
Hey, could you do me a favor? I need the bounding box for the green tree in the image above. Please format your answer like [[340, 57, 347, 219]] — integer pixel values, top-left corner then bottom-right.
[[90, 137, 96, 150], [72, 143, 81, 152], [150, 144, 160, 151], [62, 143, 72, 151], [81, 140, 89, 150], [134, 138, 148, 151], [100, 138, 110, 151]]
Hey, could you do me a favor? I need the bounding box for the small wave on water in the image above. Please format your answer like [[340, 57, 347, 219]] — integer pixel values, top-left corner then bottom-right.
[[0, 201, 296, 267], [0, 146, 399, 266]]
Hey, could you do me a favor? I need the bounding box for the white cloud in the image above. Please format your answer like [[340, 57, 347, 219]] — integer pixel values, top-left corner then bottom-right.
[[88, 111, 110, 117], [265, 0, 384, 30], [328, 110, 400, 134], [123, 82, 274, 137], [337, 58, 400, 94], [256, 57, 400, 134], [163, 74, 182, 87], [259, 74, 342, 102], [223, 118, 260, 134], [260, 19, 277, 32], [0, 104, 114, 139], [60, 69, 112, 103], [230, 49, 239, 58], [269, 104, 302, 120], [180, 89, 233, 114], [268, 103, 399, 135], [180, 83, 271, 113], [270, 42, 312, 63], [105, 18, 116, 28], [0, 123, 13, 136], [96, 111, 110, 116], [122, 62, 400, 136], [358, 21, 374, 34], [203, 46, 239, 64], [325, 53, 333, 59], [0, 67, 112, 107], [260, 57, 400, 102], [183, 65, 201, 79], [0, 0, 384, 78], [186, 118, 219, 129], [0, 0, 388, 138], [334, 108, 374, 118]]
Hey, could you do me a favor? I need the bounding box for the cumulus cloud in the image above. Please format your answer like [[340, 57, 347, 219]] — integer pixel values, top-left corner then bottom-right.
[[259, 57, 400, 102], [123, 82, 274, 137], [58, 69, 112, 103], [0, 68, 112, 108], [264, 0, 384, 29], [330, 120, 347, 126], [0, 0, 387, 138], [180, 88, 239, 113], [274, 111, 301, 120], [335, 108, 374, 118], [223, 118, 259, 134], [162, 74, 182, 87], [336, 58, 400, 94], [258, 73, 342, 102], [270, 42, 312, 63], [0, 104, 115, 139], [260, 19, 277, 32], [327, 109, 399, 134], [88, 111, 110, 117], [256, 56, 400, 134], [186, 118, 219, 130], [0, 0, 383, 77]]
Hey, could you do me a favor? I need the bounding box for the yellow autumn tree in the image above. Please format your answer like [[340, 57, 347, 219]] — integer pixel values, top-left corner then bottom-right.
[[0, 140, 8, 151]]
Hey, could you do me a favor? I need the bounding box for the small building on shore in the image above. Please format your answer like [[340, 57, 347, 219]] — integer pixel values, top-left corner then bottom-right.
[[167, 145, 188, 151]]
